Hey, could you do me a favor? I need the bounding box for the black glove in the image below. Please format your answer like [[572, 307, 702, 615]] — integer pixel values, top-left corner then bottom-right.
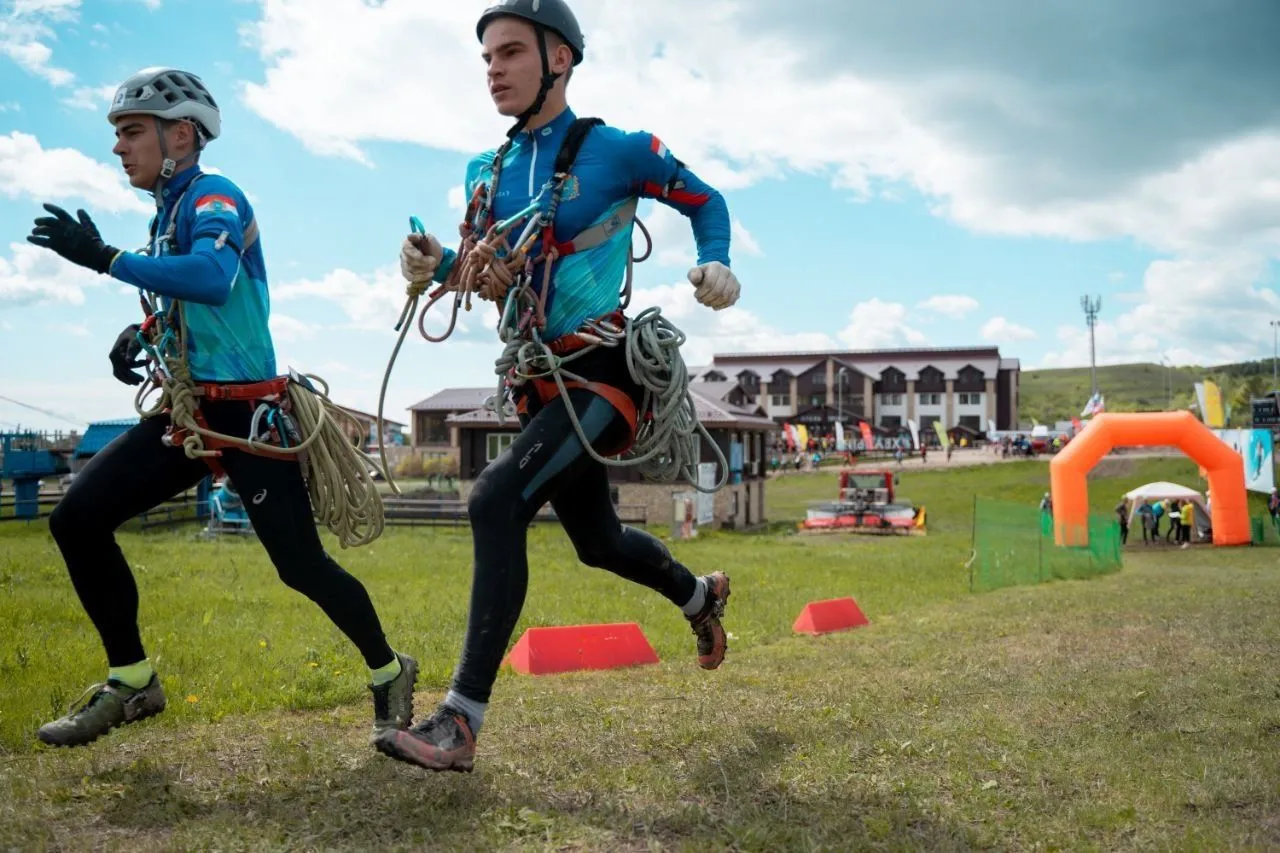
[[109, 323, 147, 386], [27, 203, 120, 275]]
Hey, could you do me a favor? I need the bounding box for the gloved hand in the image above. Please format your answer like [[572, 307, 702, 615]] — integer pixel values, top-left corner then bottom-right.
[[109, 323, 147, 386], [400, 233, 443, 283], [27, 204, 120, 275], [687, 261, 740, 310]]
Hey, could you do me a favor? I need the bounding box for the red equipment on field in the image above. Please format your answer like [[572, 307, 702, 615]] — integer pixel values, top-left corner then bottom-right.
[[797, 468, 927, 536]]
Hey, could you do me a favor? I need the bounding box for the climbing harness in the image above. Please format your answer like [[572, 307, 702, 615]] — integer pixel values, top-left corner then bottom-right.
[[379, 117, 727, 493], [133, 176, 387, 548]]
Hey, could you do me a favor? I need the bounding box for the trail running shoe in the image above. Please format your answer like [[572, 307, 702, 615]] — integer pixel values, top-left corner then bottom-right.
[[369, 652, 418, 742], [688, 571, 731, 670], [36, 675, 167, 747], [374, 703, 475, 773]]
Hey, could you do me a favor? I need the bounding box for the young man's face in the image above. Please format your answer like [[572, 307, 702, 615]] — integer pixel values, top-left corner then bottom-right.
[[111, 116, 194, 189], [480, 17, 572, 117]]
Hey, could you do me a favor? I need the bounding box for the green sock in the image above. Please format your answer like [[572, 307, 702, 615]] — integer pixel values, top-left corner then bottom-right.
[[108, 659, 154, 690], [370, 653, 402, 686]]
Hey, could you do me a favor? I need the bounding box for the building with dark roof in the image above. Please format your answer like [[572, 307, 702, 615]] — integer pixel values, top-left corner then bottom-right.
[[696, 345, 1021, 435], [439, 383, 776, 530]]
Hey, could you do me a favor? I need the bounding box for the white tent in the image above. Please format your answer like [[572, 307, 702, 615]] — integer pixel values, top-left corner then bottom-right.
[[1123, 481, 1202, 501], [1121, 481, 1210, 541]]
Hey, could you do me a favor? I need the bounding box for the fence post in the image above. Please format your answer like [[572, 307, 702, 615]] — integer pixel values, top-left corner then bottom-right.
[[1038, 516, 1044, 583], [969, 494, 978, 592]]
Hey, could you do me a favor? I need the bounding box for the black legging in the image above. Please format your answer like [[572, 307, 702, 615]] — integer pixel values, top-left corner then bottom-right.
[[48, 399, 394, 669], [452, 363, 698, 704]]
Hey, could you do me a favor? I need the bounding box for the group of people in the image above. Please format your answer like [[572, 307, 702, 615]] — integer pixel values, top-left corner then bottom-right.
[[24, 0, 741, 774], [1116, 496, 1204, 547]]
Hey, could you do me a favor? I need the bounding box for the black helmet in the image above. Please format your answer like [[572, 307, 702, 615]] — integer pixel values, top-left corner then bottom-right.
[[476, 0, 584, 66]]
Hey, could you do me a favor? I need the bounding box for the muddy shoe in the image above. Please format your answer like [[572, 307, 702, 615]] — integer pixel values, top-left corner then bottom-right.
[[688, 571, 731, 670], [369, 653, 418, 741], [374, 703, 475, 773], [37, 675, 167, 747]]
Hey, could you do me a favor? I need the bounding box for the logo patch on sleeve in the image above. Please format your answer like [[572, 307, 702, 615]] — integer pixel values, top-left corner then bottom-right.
[[194, 194, 238, 216]]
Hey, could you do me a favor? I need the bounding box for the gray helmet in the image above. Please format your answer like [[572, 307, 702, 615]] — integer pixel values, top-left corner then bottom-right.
[[476, 0, 584, 65], [107, 67, 221, 141]]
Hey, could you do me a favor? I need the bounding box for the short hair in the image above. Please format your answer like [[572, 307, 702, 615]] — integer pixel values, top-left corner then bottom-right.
[[544, 29, 574, 81]]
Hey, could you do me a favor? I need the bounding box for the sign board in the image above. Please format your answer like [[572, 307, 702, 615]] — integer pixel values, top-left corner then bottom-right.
[[1251, 397, 1280, 428], [1214, 428, 1275, 494], [696, 463, 716, 526]]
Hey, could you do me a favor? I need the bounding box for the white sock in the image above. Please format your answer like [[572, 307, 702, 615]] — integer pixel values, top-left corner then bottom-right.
[[680, 576, 708, 617], [443, 689, 487, 735]]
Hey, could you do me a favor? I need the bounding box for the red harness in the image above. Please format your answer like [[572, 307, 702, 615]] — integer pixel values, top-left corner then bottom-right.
[[165, 376, 298, 477], [513, 311, 640, 457]]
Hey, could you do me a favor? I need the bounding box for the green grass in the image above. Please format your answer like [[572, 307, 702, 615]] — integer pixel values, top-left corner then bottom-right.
[[1, 458, 1278, 850]]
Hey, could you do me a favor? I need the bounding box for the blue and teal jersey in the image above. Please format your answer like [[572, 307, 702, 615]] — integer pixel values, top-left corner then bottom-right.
[[110, 166, 276, 382], [435, 107, 732, 340]]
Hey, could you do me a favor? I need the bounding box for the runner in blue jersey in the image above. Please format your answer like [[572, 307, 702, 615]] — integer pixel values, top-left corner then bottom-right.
[[25, 67, 417, 751], [378, 0, 744, 774]]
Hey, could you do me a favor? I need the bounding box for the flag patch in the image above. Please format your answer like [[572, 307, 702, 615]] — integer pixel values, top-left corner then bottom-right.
[[649, 135, 668, 159], [194, 194, 238, 216]]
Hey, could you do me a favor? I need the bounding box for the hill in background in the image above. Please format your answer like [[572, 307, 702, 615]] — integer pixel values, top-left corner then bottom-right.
[[1019, 358, 1278, 427]]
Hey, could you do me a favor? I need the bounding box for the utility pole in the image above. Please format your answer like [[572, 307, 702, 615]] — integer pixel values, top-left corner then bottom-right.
[[1161, 356, 1172, 410], [1270, 320, 1279, 391], [1081, 295, 1102, 397]]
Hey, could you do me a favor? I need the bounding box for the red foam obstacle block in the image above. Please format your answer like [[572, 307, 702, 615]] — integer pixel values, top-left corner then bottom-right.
[[793, 597, 869, 635], [504, 623, 660, 675]]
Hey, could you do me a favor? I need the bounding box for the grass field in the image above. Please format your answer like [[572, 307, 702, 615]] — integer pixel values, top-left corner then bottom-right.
[[1, 457, 1278, 850]]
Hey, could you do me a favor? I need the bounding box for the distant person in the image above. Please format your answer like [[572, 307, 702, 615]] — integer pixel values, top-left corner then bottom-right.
[[1269, 488, 1279, 531], [1137, 501, 1156, 545], [1180, 499, 1195, 547], [1166, 498, 1181, 543], [1115, 498, 1130, 545]]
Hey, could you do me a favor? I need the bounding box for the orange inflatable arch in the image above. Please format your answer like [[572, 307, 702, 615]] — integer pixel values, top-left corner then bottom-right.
[[1049, 411, 1250, 546]]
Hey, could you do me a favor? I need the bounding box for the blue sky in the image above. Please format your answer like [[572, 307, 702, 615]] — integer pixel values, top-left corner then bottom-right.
[[2, 0, 1277, 432]]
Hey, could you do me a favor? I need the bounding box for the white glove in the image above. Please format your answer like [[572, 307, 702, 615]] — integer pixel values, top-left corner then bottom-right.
[[688, 261, 740, 310], [400, 233, 443, 283]]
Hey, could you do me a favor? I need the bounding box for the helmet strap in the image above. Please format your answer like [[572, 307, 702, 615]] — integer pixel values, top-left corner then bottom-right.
[[506, 23, 561, 140], [151, 117, 200, 195]]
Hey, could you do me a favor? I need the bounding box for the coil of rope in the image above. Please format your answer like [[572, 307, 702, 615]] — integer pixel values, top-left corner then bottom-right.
[[137, 301, 386, 548], [377, 198, 727, 496]]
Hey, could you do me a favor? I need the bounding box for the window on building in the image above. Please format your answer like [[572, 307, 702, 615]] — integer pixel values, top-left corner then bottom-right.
[[812, 373, 826, 387], [771, 394, 791, 407], [486, 433, 515, 461], [881, 415, 902, 428], [959, 415, 981, 431], [810, 394, 823, 407], [919, 393, 940, 406]]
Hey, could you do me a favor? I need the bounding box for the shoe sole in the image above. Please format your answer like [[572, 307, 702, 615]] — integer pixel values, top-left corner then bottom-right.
[[698, 572, 731, 671], [374, 729, 474, 773], [36, 703, 165, 748]]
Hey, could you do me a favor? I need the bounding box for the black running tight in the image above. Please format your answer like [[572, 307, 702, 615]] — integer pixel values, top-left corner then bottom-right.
[[451, 385, 699, 704], [48, 402, 395, 669]]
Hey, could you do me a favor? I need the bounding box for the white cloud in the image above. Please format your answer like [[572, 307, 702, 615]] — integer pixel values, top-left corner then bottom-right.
[[917, 294, 978, 319], [632, 202, 761, 268], [0, 240, 105, 308], [629, 280, 834, 365], [238, 1, 1279, 269], [61, 83, 116, 111], [0, 101, 19, 112], [980, 316, 1037, 343], [1036, 255, 1279, 368], [272, 263, 486, 337], [0, 131, 150, 215], [268, 312, 321, 343], [838, 299, 928, 349], [0, 0, 80, 87]]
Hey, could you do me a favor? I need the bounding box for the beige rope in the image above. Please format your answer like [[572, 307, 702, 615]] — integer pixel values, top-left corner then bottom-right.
[[137, 302, 386, 549]]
